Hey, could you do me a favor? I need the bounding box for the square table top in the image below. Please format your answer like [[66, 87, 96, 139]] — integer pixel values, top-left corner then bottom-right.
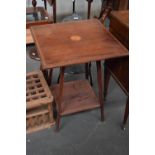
[[31, 19, 128, 69]]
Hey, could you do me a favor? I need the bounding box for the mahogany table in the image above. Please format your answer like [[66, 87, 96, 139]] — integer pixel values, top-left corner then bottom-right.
[[31, 19, 128, 130], [104, 10, 129, 129]]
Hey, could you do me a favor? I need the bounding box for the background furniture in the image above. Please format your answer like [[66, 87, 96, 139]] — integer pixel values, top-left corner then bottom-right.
[[26, 6, 52, 29], [45, 0, 94, 23], [31, 19, 128, 131], [113, 0, 129, 10], [26, 1, 53, 60], [26, 71, 55, 133], [101, 0, 129, 11], [45, 0, 56, 23], [104, 10, 129, 129]]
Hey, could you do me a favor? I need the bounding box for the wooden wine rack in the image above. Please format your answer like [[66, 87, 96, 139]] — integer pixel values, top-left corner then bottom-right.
[[26, 71, 55, 134]]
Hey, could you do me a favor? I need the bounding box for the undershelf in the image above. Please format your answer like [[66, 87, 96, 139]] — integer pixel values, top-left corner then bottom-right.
[[51, 80, 100, 116]]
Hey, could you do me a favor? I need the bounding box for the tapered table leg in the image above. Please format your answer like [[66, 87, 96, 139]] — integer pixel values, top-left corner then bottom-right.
[[41, 67, 48, 82], [122, 97, 129, 130], [56, 67, 65, 131], [85, 63, 89, 80], [48, 69, 53, 86], [88, 63, 93, 86], [104, 63, 110, 100], [96, 61, 104, 121]]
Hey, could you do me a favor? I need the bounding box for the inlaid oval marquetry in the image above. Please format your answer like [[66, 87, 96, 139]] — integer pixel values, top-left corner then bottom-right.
[[70, 35, 82, 41]]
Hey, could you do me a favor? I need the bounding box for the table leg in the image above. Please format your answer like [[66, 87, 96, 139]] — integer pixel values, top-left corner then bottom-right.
[[88, 63, 93, 86], [48, 69, 53, 86], [122, 97, 129, 130], [85, 63, 89, 80], [96, 61, 104, 121], [56, 67, 65, 131], [104, 63, 110, 100], [40, 64, 49, 82], [53, 0, 57, 23]]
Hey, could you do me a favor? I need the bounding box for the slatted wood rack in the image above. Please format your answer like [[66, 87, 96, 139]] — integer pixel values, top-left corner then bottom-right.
[[26, 71, 55, 134]]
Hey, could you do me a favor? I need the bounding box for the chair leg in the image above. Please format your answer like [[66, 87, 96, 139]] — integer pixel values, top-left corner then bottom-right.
[[53, 0, 57, 23], [104, 64, 110, 100], [87, 0, 92, 19], [122, 97, 129, 130], [32, 0, 37, 7], [43, 0, 47, 10]]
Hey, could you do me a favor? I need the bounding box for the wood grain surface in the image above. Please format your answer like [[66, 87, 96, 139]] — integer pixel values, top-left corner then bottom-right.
[[31, 19, 128, 69]]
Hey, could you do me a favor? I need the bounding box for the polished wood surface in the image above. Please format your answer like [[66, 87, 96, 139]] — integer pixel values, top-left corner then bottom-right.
[[31, 19, 128, 70]]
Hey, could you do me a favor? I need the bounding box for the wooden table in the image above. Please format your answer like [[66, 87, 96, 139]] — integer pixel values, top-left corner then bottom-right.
[[31, 19, 128, 130], [104, 10, 129, 129]]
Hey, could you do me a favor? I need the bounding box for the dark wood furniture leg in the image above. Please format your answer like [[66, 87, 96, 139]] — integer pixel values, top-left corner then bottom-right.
[[32, 0, 37, 7], [85, 63, 89, 80], [42, 70, 49, 82], [104, 64, 110, 99], [56, 67, 65, 131], [48, 69, 53, 86], [88, 63, 93, 86], [87, 0, 93, 19], [40, 65, 49, 82], [43, 0, 47, 10], [53, 0, 57, 23], [96, 61, 104, 121], [87, 0, 93, 84], [122, 97, 129, 130]]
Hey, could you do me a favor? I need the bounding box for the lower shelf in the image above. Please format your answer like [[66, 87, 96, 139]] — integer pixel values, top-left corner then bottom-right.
[[51, 80, 100, 116]]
